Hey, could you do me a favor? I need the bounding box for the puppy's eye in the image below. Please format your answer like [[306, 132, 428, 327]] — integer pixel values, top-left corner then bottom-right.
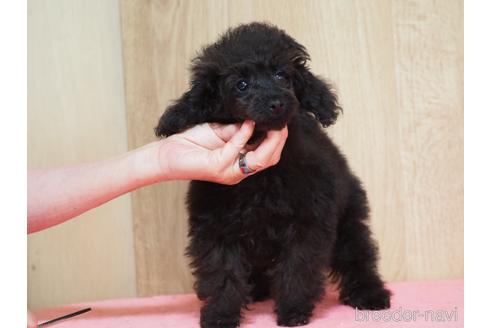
[[274, 70, 289, 80], [236, 80, 249, 92]]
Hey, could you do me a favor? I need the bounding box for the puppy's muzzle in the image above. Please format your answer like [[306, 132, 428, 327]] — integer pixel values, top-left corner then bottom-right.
[[269, 99, 285, 116]]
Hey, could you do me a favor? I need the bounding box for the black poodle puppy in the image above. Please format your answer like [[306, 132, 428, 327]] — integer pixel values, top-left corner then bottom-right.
[[156, 22, 391, 328]]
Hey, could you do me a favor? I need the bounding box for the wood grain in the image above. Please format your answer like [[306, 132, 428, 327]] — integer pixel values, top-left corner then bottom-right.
[[120, 0, 195, 296], [391, 0, 464, 280], [120, 0, 463, 296]]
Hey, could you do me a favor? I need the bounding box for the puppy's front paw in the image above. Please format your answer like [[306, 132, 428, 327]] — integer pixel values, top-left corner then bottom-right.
[[276, 309, 311, 327], [341, 285, 391, 310], [200, 304, 240, 328], [200, 316, 240, 328]]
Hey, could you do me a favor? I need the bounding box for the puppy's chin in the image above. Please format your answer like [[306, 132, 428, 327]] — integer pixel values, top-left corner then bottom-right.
[[254, 120, 288, 132], [246, 130, 266, 149], [245, 121, 288, 149], [250, 110, 294, 131]]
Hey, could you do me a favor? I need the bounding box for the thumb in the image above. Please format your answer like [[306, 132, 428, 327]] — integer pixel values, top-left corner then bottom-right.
[[219, 120, 255, 163], [210, 123, 242, 142]]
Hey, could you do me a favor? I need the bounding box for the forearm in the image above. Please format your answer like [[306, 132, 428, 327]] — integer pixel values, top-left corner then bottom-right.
[[27, 141, 164, 234], [27, 122, 286, 233]]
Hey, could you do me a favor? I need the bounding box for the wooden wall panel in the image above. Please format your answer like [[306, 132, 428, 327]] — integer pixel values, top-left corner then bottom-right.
[[120, 0, 463, 296], [120, 0, 195, 296], [391, 0, 464, 280], [27, 0, 136, 309]]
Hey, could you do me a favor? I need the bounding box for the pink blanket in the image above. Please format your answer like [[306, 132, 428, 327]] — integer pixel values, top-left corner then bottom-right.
[[34, 279, 463, 327]]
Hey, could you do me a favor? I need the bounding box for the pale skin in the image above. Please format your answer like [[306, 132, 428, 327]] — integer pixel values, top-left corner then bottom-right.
[[27, 120, 288, 234], [27, 120, 287, 327]]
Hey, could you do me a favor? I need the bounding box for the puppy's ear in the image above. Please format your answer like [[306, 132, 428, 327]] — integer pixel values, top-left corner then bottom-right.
[[278, 30, 341, 126], [155, 95, 191, 137], [293, 68, 342, 127], [155, 65, 220, 137]]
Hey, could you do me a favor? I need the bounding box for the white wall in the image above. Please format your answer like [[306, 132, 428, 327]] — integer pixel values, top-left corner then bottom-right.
[[28, 0, 136, 309]]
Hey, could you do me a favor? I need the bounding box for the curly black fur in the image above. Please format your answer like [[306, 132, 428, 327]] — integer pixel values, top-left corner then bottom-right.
[[156, 23, 391, 328]]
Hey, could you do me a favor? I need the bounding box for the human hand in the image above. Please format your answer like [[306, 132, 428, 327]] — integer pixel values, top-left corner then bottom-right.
[[26, 121, 286, 233], [157, 120, 288, 185]]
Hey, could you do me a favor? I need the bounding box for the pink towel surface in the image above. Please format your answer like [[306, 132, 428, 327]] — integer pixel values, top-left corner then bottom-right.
[[33, 279, 463, 327]]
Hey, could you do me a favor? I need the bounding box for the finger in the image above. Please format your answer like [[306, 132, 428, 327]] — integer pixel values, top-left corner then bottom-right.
[[219, 120, 255, 163], [210, 122, 242, 143], [269, 127, 288, 164], [226, 157, 248, 184], [221, 126, 287, 184], [245, 126, 288, 171], [178, 123, 226, 149], [207, 151, 247, 185]]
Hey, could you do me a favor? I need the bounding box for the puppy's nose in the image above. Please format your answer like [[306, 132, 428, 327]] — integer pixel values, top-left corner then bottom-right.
[[269, 100, 284, 114]]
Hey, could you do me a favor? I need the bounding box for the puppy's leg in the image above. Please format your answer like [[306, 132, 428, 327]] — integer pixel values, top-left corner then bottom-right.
[[249, 270, 270, 302], [331, 181, 391, 310], [190, 242, 250, 328], [271, 239, 325, 327]]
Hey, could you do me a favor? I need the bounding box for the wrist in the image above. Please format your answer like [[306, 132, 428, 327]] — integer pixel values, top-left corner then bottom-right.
[[128, 140, 170, 189]]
